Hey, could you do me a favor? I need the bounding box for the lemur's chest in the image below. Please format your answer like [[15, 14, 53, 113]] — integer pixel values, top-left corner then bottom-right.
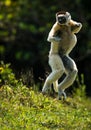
[[57, 26, 77, 54], [57, 26, 76, 44], [62, 31, 76, 43], [57, 26, 72, 39]]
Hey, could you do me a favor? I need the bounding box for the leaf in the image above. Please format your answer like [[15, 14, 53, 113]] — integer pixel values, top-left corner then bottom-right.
[[5, 0, 11, 6], [0, 14, 4, 20]]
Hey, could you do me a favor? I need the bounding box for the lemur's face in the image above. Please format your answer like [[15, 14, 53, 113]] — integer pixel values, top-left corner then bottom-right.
[[58, 14, 67, 24], [57, 12, 71, 25]]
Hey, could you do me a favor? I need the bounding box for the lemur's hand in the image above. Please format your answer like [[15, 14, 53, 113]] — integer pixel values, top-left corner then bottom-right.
[[78, 23, 81, 26], [47, 36, 61, 42], [76, 22, 82, 27], [54, 37, 61, 42]]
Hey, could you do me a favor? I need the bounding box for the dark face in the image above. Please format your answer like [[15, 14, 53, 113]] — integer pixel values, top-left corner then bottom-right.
[[58, 16, 67, 24]]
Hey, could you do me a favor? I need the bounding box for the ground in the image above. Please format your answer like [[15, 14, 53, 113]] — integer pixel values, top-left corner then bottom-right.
[[0, 85, 91, 130]]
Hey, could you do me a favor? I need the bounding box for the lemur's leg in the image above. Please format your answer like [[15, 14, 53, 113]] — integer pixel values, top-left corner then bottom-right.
[[58, 55, 78, 98], [42, 54, 65, 94], [53, 80, 58, 92]]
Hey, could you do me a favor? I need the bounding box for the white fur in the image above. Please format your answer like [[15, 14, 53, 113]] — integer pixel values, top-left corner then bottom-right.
[[42, 12, 82, 99]]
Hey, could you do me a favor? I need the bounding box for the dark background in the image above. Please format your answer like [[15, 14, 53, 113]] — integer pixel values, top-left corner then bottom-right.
[[0, 0, 91, 95]]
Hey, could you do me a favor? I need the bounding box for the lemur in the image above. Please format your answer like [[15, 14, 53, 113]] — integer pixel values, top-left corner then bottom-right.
[[42, 11, 82, 99]]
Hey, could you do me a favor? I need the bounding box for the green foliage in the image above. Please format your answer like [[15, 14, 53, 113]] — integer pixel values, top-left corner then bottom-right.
[[0, 61, 18, 86], [1, 0, 90, 62], [0, 63, 91, 130], [0, 84, 91, 130], [73, 74, 86, 99]]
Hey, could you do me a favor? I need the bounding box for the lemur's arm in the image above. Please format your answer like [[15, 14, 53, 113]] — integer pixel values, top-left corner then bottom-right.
[[47, 22, 61, 42], [70, 20, 82, 34]]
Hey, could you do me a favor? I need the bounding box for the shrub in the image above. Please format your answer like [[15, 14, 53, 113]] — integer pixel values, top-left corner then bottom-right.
[[0, 61, 19, 87], [72, 74, 86, 99]]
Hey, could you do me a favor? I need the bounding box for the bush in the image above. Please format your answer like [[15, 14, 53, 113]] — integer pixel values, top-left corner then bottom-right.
[[73, 74, 86, 99], [0, 61, 19, 86]]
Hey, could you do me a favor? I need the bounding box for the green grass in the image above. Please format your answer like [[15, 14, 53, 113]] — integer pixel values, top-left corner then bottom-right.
[[0, 85, 91, 130], [0, 62, 91, 130]]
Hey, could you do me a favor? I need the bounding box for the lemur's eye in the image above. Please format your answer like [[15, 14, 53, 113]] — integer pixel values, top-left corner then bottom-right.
[[58, 16, 66, 24]]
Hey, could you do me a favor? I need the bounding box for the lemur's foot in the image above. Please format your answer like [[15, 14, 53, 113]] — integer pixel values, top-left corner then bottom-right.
[[42, 85, 50, 95], [58, 90, 67, 100], [42, 89, 47, 95]]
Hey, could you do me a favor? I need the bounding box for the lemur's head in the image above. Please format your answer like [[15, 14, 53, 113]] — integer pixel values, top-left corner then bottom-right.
[[56, 11, 71, 25]]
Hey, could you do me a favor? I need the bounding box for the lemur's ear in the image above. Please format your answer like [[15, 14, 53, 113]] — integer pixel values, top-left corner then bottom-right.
[[66, 12, 71, 17]]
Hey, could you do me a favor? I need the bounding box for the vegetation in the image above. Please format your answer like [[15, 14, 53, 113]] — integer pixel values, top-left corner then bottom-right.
[[0, 63, 91, 130]]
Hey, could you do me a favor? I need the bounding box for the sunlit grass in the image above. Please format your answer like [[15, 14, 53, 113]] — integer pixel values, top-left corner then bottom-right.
[[0, 85, 91, 130], [0, 62, 91, 130]]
